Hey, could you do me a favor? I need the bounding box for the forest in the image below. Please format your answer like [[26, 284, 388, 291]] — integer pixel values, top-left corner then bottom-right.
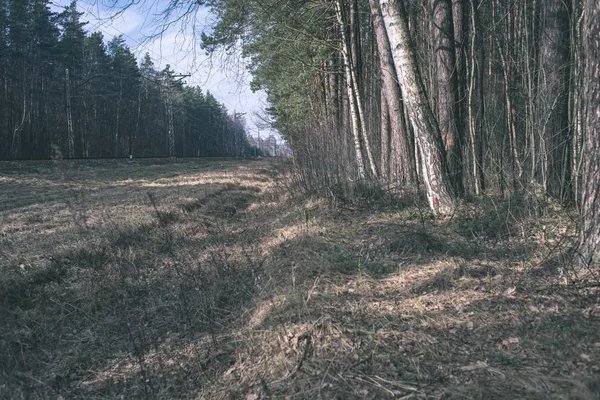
[[1, 0, 599, 398], [199, 0, 598, 268], [0, 1, 260, 160]]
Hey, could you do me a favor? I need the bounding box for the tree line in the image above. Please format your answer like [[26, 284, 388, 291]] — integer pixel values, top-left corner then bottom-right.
[[194, 0, 598, 266], [2, 0, 598, 266], [0, 0, 258, 160]]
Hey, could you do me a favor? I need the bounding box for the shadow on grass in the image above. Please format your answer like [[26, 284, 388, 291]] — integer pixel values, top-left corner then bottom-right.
[[231, 263, 600, 399], [0, 158, 267, 213], [1, 162, 597, 399], [0, 178, 269, 399]]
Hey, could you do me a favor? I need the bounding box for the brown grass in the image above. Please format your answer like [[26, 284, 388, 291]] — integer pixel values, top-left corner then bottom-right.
[[1, 158, 598, 399]]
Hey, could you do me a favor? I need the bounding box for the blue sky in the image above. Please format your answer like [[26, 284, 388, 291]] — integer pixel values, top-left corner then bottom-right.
[[50, 0, 279, 140]]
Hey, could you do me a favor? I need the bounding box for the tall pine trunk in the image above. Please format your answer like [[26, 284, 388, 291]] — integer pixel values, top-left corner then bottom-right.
[[575, 0, 600, 267], [432, 0, 464, 195], [538, 0, 572, 202]]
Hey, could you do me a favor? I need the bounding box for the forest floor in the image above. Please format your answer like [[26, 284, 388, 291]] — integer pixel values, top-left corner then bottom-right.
[[1, 158, 599, 399]]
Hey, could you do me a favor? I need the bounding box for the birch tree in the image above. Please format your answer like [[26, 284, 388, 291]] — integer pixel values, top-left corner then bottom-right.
[[369, 0, 414, 185], [379, 0, 456, 213]]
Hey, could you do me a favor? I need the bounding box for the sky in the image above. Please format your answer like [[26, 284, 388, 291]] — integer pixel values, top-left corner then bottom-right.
[[50, 0, 279, 141]]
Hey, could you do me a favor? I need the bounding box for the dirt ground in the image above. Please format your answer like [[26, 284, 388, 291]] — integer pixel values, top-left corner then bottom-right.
[[1, 158, 598, 399]]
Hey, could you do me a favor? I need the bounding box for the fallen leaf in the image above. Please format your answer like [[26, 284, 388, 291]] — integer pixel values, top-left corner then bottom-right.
[[502, 338, 519, 346], [580, 354, 591, 362], [505, 287, 516, 296], [502, 337, 520, 346], [460, 361, 488, 371]]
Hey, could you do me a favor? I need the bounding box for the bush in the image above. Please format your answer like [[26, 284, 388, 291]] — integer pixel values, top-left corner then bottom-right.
[[454, 198, 525, 241]]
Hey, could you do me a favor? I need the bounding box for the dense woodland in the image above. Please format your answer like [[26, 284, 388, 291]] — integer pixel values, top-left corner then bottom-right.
[[198, 0, 599, 266], [0, 0, 259, 160], [1, 0, 598, 264]]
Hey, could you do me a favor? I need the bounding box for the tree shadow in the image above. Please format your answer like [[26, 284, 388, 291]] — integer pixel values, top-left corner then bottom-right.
[[0, 167, 272, 398], [2, 160, 595, 399]]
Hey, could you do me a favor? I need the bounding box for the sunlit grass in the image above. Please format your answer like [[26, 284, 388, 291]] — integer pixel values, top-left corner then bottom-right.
[[0, 158, 598, 399]]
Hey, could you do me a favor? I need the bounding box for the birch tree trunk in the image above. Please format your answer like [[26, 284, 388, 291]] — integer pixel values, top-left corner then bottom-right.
[[370, 0, 415, 185], [66, 68, 74, 159], [381, 93, 392, 179], [337, 24, 366, 177], [453, 0, 467, 165], [467, 0, 484, 194], [167, 86, 175, 158], [379, 0, 456, 213]]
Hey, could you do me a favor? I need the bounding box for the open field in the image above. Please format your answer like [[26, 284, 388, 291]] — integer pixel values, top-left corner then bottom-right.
[[1, 158, 599, 399]]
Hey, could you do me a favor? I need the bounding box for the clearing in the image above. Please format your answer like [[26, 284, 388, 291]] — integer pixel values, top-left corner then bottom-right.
[[1, 158, 598, 399]]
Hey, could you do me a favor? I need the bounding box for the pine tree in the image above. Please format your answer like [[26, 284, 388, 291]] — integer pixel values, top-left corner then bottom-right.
[[575, 0, 600, 268], [30, 0, 59, 158], [107, 35, 140, 157], [83, 32, 110, 156]]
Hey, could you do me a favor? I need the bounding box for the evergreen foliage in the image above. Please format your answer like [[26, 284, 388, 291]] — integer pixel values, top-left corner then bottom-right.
[[0, 0, 256, 159]]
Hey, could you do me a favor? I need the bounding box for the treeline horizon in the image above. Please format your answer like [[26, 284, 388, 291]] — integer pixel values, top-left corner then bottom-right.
[[0, 0, 261, 161]]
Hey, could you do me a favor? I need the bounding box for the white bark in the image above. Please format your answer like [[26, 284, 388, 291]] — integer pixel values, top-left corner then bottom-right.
[[335, 0, 367, 179], [379, 0, 455, 213]]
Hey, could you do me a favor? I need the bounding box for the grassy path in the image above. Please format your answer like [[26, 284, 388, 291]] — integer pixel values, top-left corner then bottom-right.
[[1, 158, 598, 399]]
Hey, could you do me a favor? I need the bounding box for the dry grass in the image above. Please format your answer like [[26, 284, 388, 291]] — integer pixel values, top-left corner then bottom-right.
[[1, 158, 599, 399]]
